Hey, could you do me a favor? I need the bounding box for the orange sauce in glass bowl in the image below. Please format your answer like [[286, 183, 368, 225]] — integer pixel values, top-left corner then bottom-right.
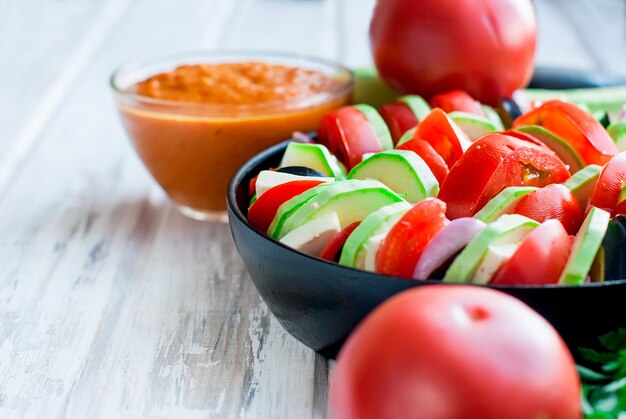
[[112, 53, 353, 220]]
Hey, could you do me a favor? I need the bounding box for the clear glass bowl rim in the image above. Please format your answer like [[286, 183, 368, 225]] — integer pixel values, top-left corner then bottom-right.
[[110, 49, 355, 116]]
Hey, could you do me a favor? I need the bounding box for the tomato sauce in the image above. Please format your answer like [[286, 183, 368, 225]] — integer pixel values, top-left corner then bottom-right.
[[117, 62, 352, 216]]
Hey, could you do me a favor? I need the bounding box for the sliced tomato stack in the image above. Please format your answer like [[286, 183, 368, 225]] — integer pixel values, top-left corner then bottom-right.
[[318, 105, 393, 170], [513, 100, 618, 166], [439, 133, 570, 219], [375, 198, 448, 277], [588, 151, 626, 217], [430, 90, 486, 116], [379, 95, 430, 143]]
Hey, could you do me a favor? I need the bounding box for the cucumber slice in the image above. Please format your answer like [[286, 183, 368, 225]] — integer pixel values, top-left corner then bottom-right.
[[607, 120, 626, 152], [618, 186, 626, 207], [563, 164, 602, 208], [481, 105, 505, 131], [347, 150, 439, 203], [396, 127, 416, 147], [558, 206, 610, 285], [473, 186, 538, 223], [443, 214, 539, 283], [339, 202, 412, 270], [448, 111, 499, 141], [398, 95, 431, 121], [277, 180, 406, 239], [353, 104, 394, 150], [268, 182, 334, 237], [515, 125, 585, 173], [353, 67, 401, 108], [280, 142, 346, 180], [472, 242, 520, 285], [589, 246, 605, 283]]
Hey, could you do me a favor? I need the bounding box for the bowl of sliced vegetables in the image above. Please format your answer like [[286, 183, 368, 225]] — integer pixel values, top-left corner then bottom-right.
[[227, 69, 626, 359]]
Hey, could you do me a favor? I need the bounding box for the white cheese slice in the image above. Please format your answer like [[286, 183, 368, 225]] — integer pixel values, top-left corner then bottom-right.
[[255, 170, 334, 197], [363, 233, 387, 272], [472, 243, 520, 285], [279, 212, 341, 257]]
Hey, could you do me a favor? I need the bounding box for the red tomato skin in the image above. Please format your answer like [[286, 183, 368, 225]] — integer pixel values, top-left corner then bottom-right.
[[319, 222, 361, 262], [329, 286, 581, 419], [588, 151, 626, 217], [416, 108, 471, 167], [492, 219, 571, 285], [513, 100, 618, 166], [375, 199, 447, 278], [474, 147, 571, 215], [502, 129, 554, 151], [513, 184, 583, 235], [370, 0, 537, 105], [379, 102, 419, 144], [439, 134, 528, 219], [430, 90, 485, 116], [247, 180, 324, 232], [318, 106, 383, 170], [397, 138, 449, 184]]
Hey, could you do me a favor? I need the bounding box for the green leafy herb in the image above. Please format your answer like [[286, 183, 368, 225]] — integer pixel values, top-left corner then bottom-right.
[[580, 329, 626, 417]]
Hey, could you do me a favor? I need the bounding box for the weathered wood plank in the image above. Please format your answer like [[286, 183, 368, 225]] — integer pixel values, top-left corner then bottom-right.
[[0, 0, 338, 418]]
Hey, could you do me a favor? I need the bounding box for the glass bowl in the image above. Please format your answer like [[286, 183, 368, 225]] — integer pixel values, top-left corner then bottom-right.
[[111, 50, 353, 221]]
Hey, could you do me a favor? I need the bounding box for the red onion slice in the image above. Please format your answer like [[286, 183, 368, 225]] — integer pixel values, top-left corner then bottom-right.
[[413, 218, 486, 280]]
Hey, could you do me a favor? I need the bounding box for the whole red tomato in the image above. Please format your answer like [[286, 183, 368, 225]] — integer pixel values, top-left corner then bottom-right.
[[329, 286, 581, 419], [370, 0, 537, 105]]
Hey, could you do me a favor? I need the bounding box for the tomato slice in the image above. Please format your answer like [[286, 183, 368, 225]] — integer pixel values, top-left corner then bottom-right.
[[513, 184, 583, 235], [379, 102, 419, 144], [475, 146, 570, 214], [491, 219, 570, 285], [376, 198, 448, 278], [318, 106, 384, 170], [513, 100, 617, 165], [397, 138, 449, 184], [320, 222, 361, 262], [588, 151, 626, 217], [502, 129, 553, 151], [416, 108, 471, 167], [430, 90, 485, 116], [248, 180, 325, 232], [439, 134, 529, 219]]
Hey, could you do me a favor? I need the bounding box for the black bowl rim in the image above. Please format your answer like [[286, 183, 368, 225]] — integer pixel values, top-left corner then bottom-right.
[[227, 139, 626, 290]]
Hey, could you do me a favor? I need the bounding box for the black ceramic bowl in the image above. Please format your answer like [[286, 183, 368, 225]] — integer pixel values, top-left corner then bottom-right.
[[227, 70, 626, 360]]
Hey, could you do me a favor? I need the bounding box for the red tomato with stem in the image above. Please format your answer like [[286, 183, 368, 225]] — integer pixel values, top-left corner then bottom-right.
[[376, 198, 448, 278], [329, 286, 581, 419], [513, 100, 618, 166], [318, 106, 384, 170], [397, 138, 449, 184], [492, 219, 571, 285], [379, 102, 419, 144], [513, 184, 583, 235], [588, 151, 626, 216], [430, 90, 485, 116], [247, 180, 324, 232], [370, 0, 537, 105], [319, 222, 361, 262], [415, 108, 471, 167]]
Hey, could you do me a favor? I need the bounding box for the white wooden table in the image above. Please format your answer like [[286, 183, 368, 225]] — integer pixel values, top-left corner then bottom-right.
[[0, 1, 624, 417]]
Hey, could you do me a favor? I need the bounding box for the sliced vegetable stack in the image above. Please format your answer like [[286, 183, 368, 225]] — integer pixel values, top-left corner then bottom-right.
[[247, 91, 626, 286]]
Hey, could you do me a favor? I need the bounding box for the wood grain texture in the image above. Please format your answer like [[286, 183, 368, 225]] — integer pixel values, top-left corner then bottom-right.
[[0, 0, 623, 418]]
